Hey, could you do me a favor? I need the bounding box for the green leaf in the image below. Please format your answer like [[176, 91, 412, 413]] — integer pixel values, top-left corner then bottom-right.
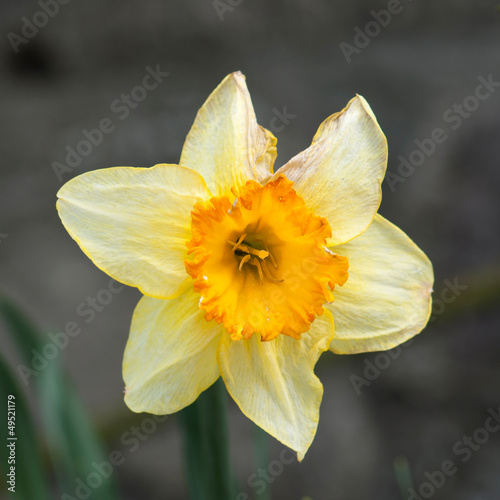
[[0, 296, 41, 368], [38, 359, 120, 500], [0, 354, 52, 499], [0, 296, 120, 500]]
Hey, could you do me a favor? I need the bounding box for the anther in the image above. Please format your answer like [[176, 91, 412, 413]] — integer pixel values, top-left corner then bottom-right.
[[227, 240, 269, 259]]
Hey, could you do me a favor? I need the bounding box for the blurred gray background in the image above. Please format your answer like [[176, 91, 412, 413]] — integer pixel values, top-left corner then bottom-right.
[[1, 1, 499, 499]]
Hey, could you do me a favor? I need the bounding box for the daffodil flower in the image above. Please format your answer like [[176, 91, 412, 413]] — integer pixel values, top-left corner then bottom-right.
[[57, 72, 433, 460]]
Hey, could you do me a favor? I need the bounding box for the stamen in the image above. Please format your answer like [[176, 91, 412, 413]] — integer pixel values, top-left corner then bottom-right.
[[261, 260, 284, 283], [250, 257, 264, 285], [238, 254, 251, 271], [227, 234, 280, 284], [264, 243, 278, 269], [227, 240, 269, 259], [238, 244, 268, 259], [230, 233, 247, 252]]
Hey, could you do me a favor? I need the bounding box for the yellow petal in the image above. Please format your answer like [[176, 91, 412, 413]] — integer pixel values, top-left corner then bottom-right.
[[123, 291, 223, 414], [57, 164, 211, 299], [274, 95, 387, 246], [180, 71, 277, 197], [217, 310, 334, 460], [327, 214, 434, 354]]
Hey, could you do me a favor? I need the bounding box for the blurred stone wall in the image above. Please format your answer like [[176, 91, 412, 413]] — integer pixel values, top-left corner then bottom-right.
[[1, 1, 499, 499]]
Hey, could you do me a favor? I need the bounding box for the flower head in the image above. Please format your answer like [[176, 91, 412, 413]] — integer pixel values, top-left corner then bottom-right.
[[57, 72, 433, 460], [185, 175, 349, 341]]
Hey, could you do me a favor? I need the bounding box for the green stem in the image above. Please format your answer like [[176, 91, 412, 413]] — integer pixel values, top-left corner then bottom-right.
[[179, 379, 232, 500], [393, 455, 413, 499]]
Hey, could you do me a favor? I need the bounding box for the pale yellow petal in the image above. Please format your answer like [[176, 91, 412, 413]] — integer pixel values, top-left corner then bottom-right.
[[57, 165, 211, 299], [180, 71, 277, 196], [274, 95, 387, 246], [327, 214, 434, 354], [123, 291, 223, 414], [217, 311, 334, 460]]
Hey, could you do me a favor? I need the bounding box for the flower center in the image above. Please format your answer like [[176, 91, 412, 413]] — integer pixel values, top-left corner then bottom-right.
[[185, 176, 349, 341], [226, 233, 282, 284]]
